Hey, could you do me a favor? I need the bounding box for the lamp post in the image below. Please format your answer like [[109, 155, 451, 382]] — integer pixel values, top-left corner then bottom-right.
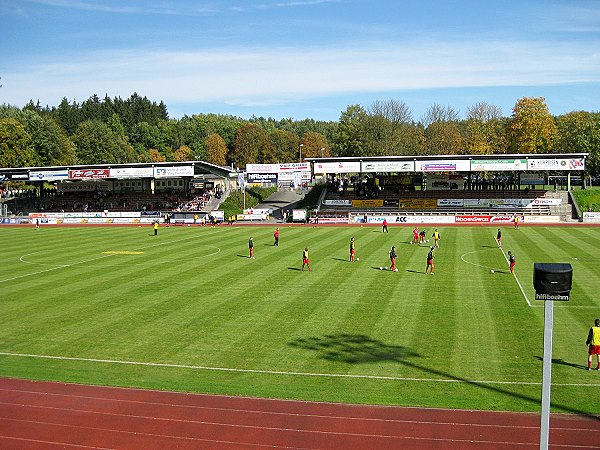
[[299, 144, 303, 163]]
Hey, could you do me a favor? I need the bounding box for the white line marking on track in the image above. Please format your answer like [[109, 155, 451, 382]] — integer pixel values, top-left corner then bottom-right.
[[0, 400, 535, 429], [0, 352, 598, 387], [3, 397, 596, 433], [1, 416, 593, 448], [0, 418, 286, 449], [0, 435, 113, 449]]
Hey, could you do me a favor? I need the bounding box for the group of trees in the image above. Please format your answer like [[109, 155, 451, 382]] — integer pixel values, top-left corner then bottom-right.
[[1, 94, 599, 175]]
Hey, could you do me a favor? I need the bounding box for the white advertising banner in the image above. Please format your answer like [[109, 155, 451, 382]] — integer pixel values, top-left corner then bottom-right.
[[211, 210, 225, 221], [417, 160, 471, 172], [528, 158, 585, 171], [355, 215, 455, 224], [323, 199, 352, 206], [278, 162, 311, 173], [470, 159, 528, 171], [246, 163, 311, 174], [278, 171, 311, 182], [526, 198, 562, 206], [153, 166, 194, 178], [110, 167, 154, 178], [292, 209, 308, 221], [29, 170, 69, 181], [438, 199, 464, 207], [583, 212, 600, 223], [246, 163, 279, 173], [313, 161, 361, 174], [525, 216, 561, 223], [464, 198, 491, 207], [361, 161, 415, 173]]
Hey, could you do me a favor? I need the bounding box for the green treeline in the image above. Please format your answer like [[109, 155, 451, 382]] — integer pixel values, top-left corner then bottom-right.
[[1, 94, 599, 175]]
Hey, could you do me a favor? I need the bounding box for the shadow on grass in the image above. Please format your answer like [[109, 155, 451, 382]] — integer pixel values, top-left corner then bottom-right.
[[237, 254, 251, 258], [289, 334, 418, 364], [405, 269, 422, 274], [332, 257, 349, 262], [533, 356, 588, 371], [287, 267, 302, 271], [288, 333, 599, 420]]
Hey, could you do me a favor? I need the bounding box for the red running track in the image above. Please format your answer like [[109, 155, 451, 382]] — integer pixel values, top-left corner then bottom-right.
[[0, 378, 598, 449]]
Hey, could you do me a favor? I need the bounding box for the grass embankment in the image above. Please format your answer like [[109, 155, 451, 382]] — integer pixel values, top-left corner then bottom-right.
[[219, 186, 277, 218], [572, 187, 600, 212]]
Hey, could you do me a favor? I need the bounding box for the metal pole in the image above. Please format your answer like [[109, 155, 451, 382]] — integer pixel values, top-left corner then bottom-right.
[[539, 300, 554, 450]]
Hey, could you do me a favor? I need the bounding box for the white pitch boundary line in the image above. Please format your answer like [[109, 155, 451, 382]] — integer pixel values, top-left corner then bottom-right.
[[0, 253, 117, 284], [0, 352, 598, 388], [498, 240, 533, 307], [6, 228, 226, 284]]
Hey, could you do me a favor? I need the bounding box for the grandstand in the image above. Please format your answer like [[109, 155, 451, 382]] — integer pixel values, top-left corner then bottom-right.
[[0, 161, 236, 218], [307, 153, 586, 223]]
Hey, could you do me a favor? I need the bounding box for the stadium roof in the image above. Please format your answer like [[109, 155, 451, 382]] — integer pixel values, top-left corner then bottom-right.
[[0, 160, 237, 182], [304, 153, 588, 163]]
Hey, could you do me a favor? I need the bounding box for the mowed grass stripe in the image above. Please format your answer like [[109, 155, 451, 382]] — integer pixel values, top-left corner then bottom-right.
[[1, 225, 599, 415]]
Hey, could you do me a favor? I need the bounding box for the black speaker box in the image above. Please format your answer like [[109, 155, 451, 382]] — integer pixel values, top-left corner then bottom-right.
[[533, 263, 572, 294]]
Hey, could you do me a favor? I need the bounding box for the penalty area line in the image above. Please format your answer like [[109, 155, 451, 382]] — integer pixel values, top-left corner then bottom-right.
[[0, 352, 597, 388]]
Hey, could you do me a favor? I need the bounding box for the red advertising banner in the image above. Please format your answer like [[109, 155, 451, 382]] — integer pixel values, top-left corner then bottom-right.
[[69, 169, 110, 179], [491, 215, 524, 223], [455, 215, 492, 223]]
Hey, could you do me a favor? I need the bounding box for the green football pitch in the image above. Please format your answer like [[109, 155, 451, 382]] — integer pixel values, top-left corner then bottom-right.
[[0, 224, 599, 415]]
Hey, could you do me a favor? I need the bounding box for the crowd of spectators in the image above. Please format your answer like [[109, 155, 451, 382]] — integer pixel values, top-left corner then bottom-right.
[[3, 187, 220, 214]]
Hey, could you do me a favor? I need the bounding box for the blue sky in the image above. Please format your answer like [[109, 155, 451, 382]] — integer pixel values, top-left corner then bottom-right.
[[1, 0, 600, 122]]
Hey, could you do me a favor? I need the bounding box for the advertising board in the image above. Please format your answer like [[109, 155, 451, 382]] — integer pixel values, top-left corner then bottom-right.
[[29, 170, 69, 181], [351, 199, 384, 207], [361, 161, 415, 173], [323, 199, 352, 206], [247, 173, 278, 183], [246, 163, 278, 173], [69, 169, 110, 179], [470, 159, 528, 171], [417, 160, 470, 172], [399, 199, 437, 209], [278, 162, 311, 173], [153, 166, 194, 178], [110, 167, 154, 179], [313, 161, 361, 174], [528, 158, 585, 171], [438, 199, 464, 207]]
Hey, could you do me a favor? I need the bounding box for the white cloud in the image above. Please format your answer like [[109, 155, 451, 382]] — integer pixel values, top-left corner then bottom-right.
[[21, 0, 216, 16], [2, 39, 599, 112]]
